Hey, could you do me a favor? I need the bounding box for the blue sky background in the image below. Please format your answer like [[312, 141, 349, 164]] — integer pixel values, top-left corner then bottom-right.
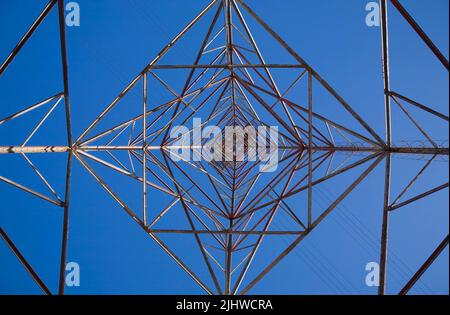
[[0, 0, 448, 295]]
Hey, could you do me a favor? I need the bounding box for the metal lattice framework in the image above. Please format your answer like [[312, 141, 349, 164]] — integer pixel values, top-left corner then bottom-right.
[[0, 0, 448, 295]]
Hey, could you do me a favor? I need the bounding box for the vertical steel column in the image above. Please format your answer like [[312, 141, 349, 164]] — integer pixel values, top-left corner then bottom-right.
[[225, 0, 234, 295], [307, 71, 313, 227], [143, 73, 148, 226], [380, 0, 392, 148], [225, 228, 233, 295], [57, 0, 73, 295], [378, 153, 391, 295]]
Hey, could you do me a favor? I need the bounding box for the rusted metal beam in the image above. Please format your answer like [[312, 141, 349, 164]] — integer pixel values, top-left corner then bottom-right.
[[389, 147, 449, 155], [146, 229, 305, 235], [0, 0, 58, 75], [0, 145, 445, 155], [378, 153, 391, 295], [399, 235, 449, 295], [389, 183, 449, 212], [0, 228, 52, 295], [0, 93, 63, 125], [389, 91, 449, 122], [57, 0, 73, 295], [307, 71, 313, 227], [149, 64, 305, 69], [58, 151, 72, 295], [390, 0, 449, 70], [142, 73, 148, 226], [0, 175, 63, 206], [380, 0, 392, 147], [0, 146, 69, 154]]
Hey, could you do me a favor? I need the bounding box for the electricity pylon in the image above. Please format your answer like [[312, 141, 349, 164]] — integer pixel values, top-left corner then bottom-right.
[[0, 0, 448, 295]]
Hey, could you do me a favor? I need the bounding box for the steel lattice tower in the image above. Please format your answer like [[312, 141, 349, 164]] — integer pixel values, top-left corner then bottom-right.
[[0, 0, 448, 295]]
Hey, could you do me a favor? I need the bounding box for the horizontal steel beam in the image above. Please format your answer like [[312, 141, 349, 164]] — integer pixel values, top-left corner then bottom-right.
[[389, 147, 449, 155], [149, 64, 305, 69], [0, 145, 447, 155], [0, 146, 70, 154], [146, 229, 305, 235]]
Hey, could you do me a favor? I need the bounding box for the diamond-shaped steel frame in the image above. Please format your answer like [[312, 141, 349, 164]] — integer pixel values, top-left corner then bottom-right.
[[0, 0, 448, 295]]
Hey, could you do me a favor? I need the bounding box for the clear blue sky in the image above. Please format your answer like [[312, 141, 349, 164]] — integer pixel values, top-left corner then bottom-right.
[[0, 0, 448, 295]]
